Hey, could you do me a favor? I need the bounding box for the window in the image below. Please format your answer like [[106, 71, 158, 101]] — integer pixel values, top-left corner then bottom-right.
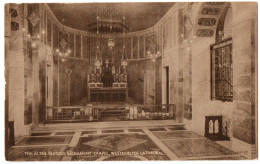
[[211, 37, 233, 102]]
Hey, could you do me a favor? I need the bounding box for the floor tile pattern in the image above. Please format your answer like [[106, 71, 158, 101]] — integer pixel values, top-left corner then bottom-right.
[[31, 132, 51, 136], [16, 136, 72, 146], [73, 133, 168, 161], [55, 132, 75, 135], [7, 126, 245, 161], [101, 129, 124, 133], [148, 128, 166, 131], [153, 131, 203, 139], [82, 131, 97, 135], [162, 138, 236, 158], [128, 129, 143, 133]]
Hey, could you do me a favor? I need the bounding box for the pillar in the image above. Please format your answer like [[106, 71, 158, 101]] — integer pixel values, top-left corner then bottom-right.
[[8, 3, 25, 136], [232, 2, 257, 149]]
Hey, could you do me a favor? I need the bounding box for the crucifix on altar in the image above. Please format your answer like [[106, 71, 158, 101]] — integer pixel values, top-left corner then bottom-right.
[[105, 59, 109, 68], [102, 59, 113, 87]]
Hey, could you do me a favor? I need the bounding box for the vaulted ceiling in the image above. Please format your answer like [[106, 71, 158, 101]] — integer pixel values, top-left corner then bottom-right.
[[48, 3, 175, 32]]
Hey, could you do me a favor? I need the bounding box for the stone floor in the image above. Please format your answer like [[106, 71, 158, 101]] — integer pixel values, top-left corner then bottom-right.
[[7, 126, 246, 161]]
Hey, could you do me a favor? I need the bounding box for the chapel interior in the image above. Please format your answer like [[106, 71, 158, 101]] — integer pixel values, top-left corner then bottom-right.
[[4, 2, 258, 161]]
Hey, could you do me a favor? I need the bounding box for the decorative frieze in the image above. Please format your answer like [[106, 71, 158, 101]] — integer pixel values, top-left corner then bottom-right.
[[10, 8, 18, 18], [196, 29, 214, 37], [201, 7, 221, 15], [198, 18, 216, 26], [11, 22, 19, 31]]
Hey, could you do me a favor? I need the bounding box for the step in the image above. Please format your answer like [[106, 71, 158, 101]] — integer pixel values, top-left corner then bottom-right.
[[33, 120, 184, 133]]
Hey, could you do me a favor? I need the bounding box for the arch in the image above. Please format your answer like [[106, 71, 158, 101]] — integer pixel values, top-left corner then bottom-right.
[[193, 2, 233, 38]]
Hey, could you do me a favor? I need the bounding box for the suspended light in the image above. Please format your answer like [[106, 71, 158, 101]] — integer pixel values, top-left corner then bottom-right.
[[87, 4, 129, 34], [31, 42, 36, 47], [108, 38, 115, 48]]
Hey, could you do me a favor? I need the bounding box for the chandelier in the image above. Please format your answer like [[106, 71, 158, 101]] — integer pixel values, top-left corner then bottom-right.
[[87, 4, 129, 34]]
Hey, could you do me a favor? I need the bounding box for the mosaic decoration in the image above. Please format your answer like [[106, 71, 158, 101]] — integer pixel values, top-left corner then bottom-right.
[[11, 22, 19, 31], [201, 7, 221, 15], [162, 19, 172, 49], [196, 29, 214, 37], [182, 4, 193, 39], [10, 8, 18, 18], [145, 34, 156, 55], [198, 18, 216, 26], [27, 11, 40, 27], [47, 18, 52, 46], [60, 38, 67, 49]]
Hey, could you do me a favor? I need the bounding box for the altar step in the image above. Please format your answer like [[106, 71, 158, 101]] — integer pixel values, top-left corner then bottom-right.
[[33, 120, 184, 133], [73, 96, 139, 106]]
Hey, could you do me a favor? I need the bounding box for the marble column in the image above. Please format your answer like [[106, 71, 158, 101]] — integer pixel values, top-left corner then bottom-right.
[[8, 4, 25, 136], [32, 41, 40, 127], [232, 3, 257, 146]]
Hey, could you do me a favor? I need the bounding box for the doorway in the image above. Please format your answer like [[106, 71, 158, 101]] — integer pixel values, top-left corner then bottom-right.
[[165, 66, 169, 105]]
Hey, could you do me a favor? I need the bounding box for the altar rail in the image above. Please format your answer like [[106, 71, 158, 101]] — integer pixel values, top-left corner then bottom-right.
[[88, 74, 127, 83], [44, 104, 178, 123]]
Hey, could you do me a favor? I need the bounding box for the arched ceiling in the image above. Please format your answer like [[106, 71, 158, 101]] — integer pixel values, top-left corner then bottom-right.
[[47, 3, 175, 32]]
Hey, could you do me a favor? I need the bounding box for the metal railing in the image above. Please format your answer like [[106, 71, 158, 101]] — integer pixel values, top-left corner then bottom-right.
[[45, 104, 177, 123]]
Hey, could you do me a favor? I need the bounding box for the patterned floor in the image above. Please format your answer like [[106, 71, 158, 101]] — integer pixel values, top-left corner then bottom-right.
[[7, 126, 246, 161]]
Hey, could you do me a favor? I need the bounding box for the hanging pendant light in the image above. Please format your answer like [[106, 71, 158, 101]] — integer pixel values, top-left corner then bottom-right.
[[121, 5, 128, 68]]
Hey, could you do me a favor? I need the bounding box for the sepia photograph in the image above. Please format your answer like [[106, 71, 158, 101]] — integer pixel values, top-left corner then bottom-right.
[[3, 0, 258, 161]]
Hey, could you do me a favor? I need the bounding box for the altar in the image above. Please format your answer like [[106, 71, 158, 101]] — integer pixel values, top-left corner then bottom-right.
[[87, 59, 128, 103], [88, 74, 128, 103]]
